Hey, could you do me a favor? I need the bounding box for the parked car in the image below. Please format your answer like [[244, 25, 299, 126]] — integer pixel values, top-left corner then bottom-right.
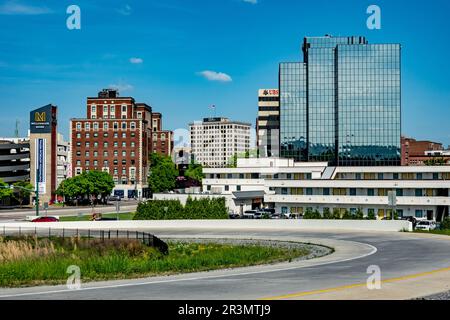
[[228, 213, 241, 219], [108, 195, 121, 202], [253, 211, 263, 219], [32, 216, 59, 223], [415, 220, 437, 231], [242, 210, 258, 219]]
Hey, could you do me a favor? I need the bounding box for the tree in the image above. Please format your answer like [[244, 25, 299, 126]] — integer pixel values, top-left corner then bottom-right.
[[55, 171, 114, 205], [0, 179, 12, 201], [184, 163, 203, 183], [355, 208, 364, 220], [12, 181, 33, 208], [148, 153, 178, 193], [332, 208, 341, 219]]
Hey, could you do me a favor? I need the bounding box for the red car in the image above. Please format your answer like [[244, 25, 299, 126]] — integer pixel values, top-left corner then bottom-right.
[[32, 216, 59, 223]]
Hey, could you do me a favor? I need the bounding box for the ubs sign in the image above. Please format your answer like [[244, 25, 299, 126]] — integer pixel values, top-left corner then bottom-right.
[[30, 104, 56, 133]]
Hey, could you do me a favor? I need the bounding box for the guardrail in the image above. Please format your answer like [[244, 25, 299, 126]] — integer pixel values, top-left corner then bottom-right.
[[0, 226, 169, 255]]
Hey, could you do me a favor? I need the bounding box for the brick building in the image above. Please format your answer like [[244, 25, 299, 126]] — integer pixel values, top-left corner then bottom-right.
[[401, 136, 449, 166], [70, 89, 173, 199], [150, 112, 173, 157]]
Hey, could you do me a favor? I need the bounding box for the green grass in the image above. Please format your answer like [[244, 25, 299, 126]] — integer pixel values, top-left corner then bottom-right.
[[414, 229, 450, 236], [59, 212, 135, 221], [0, 237, 309, 287]]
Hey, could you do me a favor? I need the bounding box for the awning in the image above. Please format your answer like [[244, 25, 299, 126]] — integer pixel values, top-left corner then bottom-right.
[[232, 191, 265, 200]]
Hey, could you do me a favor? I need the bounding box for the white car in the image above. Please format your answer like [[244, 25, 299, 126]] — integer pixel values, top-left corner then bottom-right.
[[415, 220, 437, 231], [243, 210, 257, 219]]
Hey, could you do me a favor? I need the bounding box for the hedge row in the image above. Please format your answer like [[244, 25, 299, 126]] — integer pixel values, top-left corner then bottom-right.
[[134, 197, 228, 220], [303, 208, 380, 220]]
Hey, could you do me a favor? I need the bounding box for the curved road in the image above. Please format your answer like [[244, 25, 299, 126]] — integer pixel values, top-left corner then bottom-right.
[[1, 225, 450, 300]]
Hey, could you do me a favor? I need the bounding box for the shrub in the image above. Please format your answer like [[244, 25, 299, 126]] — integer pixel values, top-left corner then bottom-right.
[[322, 208, 331, 219], [332, 208, 341, 219], [303, 208, 321, 219], [134, 197, 228, 220], [355, 208, 364, 220], [441, 217, 450, 230], [341, 210, 353, 220], [367, 211, 376, 220]]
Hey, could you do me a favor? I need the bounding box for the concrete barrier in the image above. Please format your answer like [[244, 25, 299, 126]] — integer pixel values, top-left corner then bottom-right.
[[0, 219, 412, 232]]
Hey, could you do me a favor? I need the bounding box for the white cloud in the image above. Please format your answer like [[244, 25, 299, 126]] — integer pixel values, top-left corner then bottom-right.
[[242, 0, 258, 4], [198, 70, 232, 82], [109, 83, 134, 92], [0, 0, 52, 15], [129, 57, 143, 64], [117, 4, 132, 16]]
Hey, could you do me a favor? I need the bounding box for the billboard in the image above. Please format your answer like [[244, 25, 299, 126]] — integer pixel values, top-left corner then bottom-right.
[[35, 138, 46, 194], [30, 104, 55, 134]]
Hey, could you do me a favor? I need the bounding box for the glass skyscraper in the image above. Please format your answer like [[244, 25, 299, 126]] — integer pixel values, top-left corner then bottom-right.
[[279, 35, 401, 166]]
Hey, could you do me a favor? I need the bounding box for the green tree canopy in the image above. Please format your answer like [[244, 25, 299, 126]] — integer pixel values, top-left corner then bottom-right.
[[184, 163, 203, 183], [148, 153, 178, 193], [12, 181, 33, 207], [0, 179, 12, 200]]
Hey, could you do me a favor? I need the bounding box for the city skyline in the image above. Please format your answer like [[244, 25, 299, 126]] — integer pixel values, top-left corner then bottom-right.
[[0, 0, 449, 146]]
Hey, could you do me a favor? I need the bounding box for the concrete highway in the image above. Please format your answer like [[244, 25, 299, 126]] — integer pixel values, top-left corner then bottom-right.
[[0, 223, 449, 300]]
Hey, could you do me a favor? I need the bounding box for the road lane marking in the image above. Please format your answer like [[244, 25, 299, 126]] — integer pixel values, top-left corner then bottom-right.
[[0, 242, 377, 299], [261, 265, 450, 300]]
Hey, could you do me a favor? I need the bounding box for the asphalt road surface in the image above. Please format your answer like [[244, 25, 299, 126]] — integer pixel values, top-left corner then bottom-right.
[[0, 201, 138, 222], [0, 227, 449, 300]]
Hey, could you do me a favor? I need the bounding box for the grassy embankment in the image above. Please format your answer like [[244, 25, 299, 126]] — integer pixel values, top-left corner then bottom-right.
[[59, 212, 135, 221], [414, 229, 450, 236], [0, 236, 309, 287]]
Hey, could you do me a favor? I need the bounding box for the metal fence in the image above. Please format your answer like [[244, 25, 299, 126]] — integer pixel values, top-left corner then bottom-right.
[[0, 226, 169, 255]]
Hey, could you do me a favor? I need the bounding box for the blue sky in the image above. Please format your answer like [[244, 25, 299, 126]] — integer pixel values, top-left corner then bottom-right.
[[0, 0, 449, 146]]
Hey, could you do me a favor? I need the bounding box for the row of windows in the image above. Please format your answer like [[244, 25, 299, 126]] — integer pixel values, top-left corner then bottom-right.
[[75, 132, 136, 139], [76, 141, 136, 148], [76, 121, 138, 131], [75, 149, 136, 159], [280, 188, 438, 197]]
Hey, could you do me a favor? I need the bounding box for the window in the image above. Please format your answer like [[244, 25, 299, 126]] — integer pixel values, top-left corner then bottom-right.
[[85, 151, 89, 157], [85, 160, 90, 166], [355, 173, 361, 180], [161, 133, 166, 141], [130, 151, 135, 157], [85, 122, 91, 131], [121, 122, 127, 130], [225, 185, 229, 191], [76, 123, 81, 131], [114, 150, 118, 156], [417, 173, 423, 180], [281, 207, 288, 214], [93, 142, 98, 148], [113, 122, 118, 131], [110, 105, 115, 118], [306, 173, 312, 180], [103, 122, 109, 130], [122, 105, 127, 113], [239, 173, 244, 179], [287, 173, 292, 180], [122, 151, 126, 157], [306, 188, 313, 196], [323, 188, 330, 196], [378, 173, 384, 180], [122, 168, 126, 175], [131, 142, 135, 147], [130, 122, 136, 130], [85, 142, 90, 147], [76, 160, 81, 166], [393, 173, 399, 180], [137, 112, 142, 119], [91, 105, 97, 118], [415, 189, 423, 197], [85, 133, 90, 138], [103, 142, 108, 147], [113, 167, 118, 175], [122, 133, 126, 138], [415, 210, 424, 218], [367, 189, 374, 196], [153, 133, 158, 141], [103, 132, 108, 138], [350, 188, 356, 196], [93, 132, 98, 138], [103, 151, 108, 157], [396, 189, 403, 197], [281, 188, 288, 195], [114, 132, 118, 138], [93, 122, 99, 131], [433, 173, 439, 180], [93, 160, 98, 166], [236, 185, 241, 191], [122, 142, 126, 147], [103, 105, 108, 118], [113, 159, 118, 165], [76, 133, 81, 138]]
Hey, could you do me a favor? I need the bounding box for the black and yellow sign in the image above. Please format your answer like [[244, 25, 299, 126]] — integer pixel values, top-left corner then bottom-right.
[[30, 104, 56, 133]]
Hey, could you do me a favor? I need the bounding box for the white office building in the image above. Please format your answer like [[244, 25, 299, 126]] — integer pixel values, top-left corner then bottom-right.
[[200, 158, 450, 220], [189, 117, 251, 168]]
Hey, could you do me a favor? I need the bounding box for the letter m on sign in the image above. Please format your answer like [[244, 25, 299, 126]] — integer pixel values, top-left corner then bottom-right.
[[35, 112, 46, 122]]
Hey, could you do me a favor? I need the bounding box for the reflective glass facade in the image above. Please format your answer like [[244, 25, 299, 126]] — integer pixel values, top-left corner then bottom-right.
[[279, 36, 401, 166], [279, 62, 307, 161]]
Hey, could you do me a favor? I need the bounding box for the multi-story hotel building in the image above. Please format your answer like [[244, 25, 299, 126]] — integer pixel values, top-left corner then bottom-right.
[[190, 117, 251, 168], [150, 112, 173, 157], [256, 89, 280, 158], [201, 158, 450, 221], [70, 89, 172, 199], [280, 35, 401, 166]]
